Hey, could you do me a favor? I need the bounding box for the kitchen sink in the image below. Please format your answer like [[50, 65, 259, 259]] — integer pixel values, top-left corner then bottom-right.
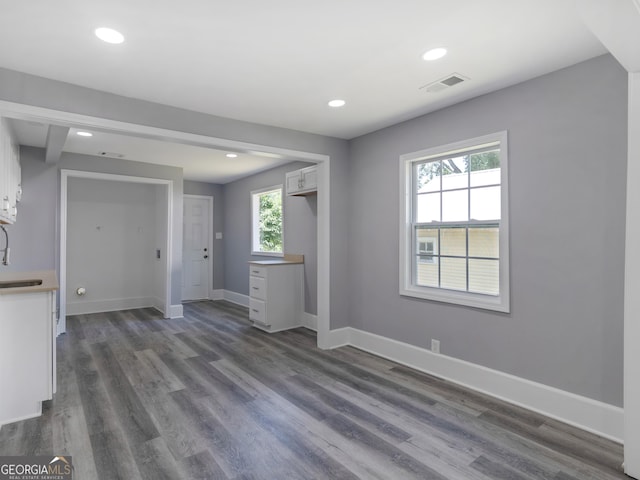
[[0, 279, 43, 288]]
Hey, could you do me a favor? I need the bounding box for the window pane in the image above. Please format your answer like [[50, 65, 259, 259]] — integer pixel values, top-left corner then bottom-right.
[[441, 156, 468, 191], [258, 190, 282, 252], [442, 190, 468, 222], [469, 227, 499, 258], [416, 161, 440, 193], [470, 186, 500, 221], [469, 259, 499, 295], [415, 227, 439, 255], [416, 256, 438, 287], [441, 257, 466, 291], [469, 150, 501, 187], [416, 192, 440, 222], [440, 227, 466, 256]]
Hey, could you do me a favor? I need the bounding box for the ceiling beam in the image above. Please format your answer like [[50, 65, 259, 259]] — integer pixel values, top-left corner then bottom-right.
[[44, 125, 69, 164]]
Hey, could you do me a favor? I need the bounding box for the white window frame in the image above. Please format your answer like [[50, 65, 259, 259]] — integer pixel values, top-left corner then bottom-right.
[[399, 131, 510, 312], [251, 184, 284, 257]]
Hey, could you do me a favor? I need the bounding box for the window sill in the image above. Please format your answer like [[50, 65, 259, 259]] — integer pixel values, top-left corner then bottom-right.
[[400, 285, 510, 313], [251, 251, 284, 258]]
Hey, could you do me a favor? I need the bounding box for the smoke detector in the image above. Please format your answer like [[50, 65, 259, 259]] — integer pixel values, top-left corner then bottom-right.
[[420, 73, 469, 93]]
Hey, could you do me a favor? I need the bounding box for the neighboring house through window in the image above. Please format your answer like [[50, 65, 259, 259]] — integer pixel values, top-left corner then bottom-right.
[[399, 131, 509, 312], [251, 185, 283, 256]]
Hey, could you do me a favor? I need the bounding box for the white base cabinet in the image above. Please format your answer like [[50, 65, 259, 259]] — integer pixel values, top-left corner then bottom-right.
[[0, 291, 56, 426], [249, 260, 303, 333]]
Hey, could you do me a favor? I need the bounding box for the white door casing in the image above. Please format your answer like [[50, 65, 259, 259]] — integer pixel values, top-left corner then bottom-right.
[[182, 195, 212, 301]]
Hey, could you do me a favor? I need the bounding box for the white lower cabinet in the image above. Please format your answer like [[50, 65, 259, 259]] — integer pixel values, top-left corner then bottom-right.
[[248, 260, 303, 332], [0, 290, 56, 425]]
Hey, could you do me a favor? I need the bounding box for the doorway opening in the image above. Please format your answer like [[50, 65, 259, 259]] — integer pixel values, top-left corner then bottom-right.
[[2, 100, 331, 348], [60, 170, 173, 334]]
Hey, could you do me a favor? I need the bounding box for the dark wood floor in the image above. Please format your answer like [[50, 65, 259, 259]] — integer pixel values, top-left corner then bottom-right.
[[0, 301, 627, 479]]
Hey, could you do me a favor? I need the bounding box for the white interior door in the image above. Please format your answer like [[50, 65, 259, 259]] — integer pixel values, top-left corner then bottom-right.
[[182, 195, 212, 301]]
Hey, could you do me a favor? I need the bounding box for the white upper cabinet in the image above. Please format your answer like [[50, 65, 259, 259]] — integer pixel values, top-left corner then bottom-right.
[[286, 165, 317, 196], [0, 117, 21, 224]]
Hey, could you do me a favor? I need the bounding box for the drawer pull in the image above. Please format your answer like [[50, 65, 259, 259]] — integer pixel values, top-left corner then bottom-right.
[[252, 270, 260, 274], [252, 286, 259, 290], [252, 309, 259, 313]]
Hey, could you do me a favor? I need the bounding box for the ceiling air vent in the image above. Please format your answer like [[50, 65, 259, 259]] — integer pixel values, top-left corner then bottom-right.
[[420, 73, 469, 93], [98, 151, 125, 159]]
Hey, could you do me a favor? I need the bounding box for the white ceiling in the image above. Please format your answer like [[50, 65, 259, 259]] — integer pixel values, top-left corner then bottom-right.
[[0, 0, 607, 182], [9, 119, 294, 183]]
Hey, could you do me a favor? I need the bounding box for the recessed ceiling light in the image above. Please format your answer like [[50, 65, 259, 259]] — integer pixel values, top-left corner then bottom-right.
[[422, 47, 447, 61], [226, 153, 238, 158], [95, 27, 125, 44], [328, 99, 346, 108], [76, 131, 93, 137]]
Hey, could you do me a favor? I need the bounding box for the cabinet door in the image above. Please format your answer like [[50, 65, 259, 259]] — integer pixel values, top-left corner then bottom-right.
[[301, 167, 318, 192], [285, 171, 302, 195], [0, 122, 8, 222]]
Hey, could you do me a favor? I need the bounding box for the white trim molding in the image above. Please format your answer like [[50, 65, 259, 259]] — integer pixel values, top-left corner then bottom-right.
[[66, 297, 157, 316], [211, 289, 225, 301], [327, 327, 623, 442], [223, 290, 251, 307], [168, 304, 184, 319], [301, 312, 318, 331]]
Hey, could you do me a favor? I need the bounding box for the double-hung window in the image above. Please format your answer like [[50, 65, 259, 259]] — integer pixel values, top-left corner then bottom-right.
[[251, 185, 283, 256], [400, 131, 509, 312]]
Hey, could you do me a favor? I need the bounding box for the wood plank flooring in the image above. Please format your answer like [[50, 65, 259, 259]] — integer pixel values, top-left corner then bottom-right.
[[0, 301, 628, 479]]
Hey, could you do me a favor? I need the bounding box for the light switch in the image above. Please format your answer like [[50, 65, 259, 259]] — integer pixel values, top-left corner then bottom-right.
[[216, 232, 223, 240]]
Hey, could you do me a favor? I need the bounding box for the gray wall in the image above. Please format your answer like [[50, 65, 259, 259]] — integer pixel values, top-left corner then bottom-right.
[[224, 161, 318, 314], [0, 67, 350, 328], [183, 180, 225, 291], [66, 178, 160, 314], [1, 148, 57, 273], [2, 54, 627, 408], [6, 147, 184, 307], [347, 54, 627, 406]]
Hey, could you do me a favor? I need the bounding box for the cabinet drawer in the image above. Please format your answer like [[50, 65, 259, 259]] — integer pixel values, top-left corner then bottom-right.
[[249, 298, 268, 325], [249, 265, 267, 278], [249, 276, 266, 300]]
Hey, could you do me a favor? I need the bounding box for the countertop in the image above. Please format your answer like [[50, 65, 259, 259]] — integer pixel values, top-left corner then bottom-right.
[[248, 254, 304, 266], [0, 270, 59, 295]]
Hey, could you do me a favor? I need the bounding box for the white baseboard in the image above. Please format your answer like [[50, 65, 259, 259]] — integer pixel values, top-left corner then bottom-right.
[[211, 289, 224, 301], [66, 297, 155, 316], [301, 312, 318, 331], [326, 327, 351, 348], [328, 327, 623, 443], [0, 402, 42, 429], [223, 290, 250, 307], [168, 304, 183, 319], [221, 291, 316, 331], [151, 296, 165, 313]]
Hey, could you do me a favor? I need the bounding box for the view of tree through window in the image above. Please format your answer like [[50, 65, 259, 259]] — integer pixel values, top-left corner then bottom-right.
[[258, 190, 282, 252], [252, 187, 283, 254]]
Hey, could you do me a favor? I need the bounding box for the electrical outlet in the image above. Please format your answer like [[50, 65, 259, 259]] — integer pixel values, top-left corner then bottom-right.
[[431, 339, 440, 354]]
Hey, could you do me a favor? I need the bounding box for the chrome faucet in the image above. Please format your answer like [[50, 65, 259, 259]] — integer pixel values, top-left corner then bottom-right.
[[1, 225, 9, 266]]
